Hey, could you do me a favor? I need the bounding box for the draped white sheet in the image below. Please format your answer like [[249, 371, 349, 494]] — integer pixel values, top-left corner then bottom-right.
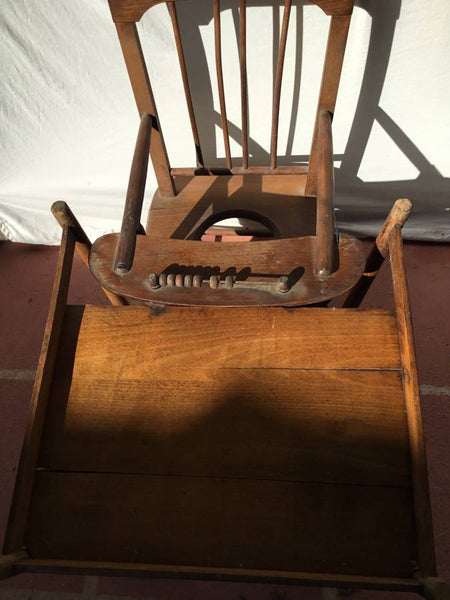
[[0, 0, 449, 244]]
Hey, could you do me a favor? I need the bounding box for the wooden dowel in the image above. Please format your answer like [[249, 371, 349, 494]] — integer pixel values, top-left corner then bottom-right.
[[270, 0, 292, 170], [306, 15, 351, 195], [343, 198, 412, 308], [390, 224, 437, 577], [239, 0, 249, 169], [214, 0, 232, 170], [315, 109, 335, 278], [167, 1, 204, 168], [115, 112, 152, 273], [51, 202, 127, 307]]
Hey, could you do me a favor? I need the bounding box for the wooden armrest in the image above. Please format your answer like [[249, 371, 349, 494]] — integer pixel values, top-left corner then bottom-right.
[[315, 109, 336, 278], [114, 112, 152, 272]]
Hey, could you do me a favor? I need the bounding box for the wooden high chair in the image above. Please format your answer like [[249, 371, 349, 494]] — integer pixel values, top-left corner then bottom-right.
[[2, 0, 448, 597]]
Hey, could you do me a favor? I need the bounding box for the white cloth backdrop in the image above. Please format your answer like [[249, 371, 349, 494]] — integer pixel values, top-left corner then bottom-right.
[[0, 0, 449, 244]]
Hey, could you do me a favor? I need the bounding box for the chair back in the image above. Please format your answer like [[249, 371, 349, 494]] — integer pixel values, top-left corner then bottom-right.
[[108, 0, 355, 196]]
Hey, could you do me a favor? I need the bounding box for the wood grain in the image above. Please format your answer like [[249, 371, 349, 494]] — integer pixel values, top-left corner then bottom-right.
[[45, 304, 402, 371], [167, 1, 204, 168], [39, 348, 410, 485], [214, 0, 232, 169], [12, 558, 423, 591], [306, 15, 351, 195], [147, 173, 311, 239], [2, 227, 76, 554], [115, 112, 152, 271], [390, 225, 436, 577], [239, 0, 248, 169], [26, 471, 416, 577], [51, 201, 126, 306], [108, 0, 354, 24], [315, 109, 336, 276], [343, 199, 412, 308], [90, 233, 365, 306], [270, 0, 292, 169], [115, 22, 175, 196]]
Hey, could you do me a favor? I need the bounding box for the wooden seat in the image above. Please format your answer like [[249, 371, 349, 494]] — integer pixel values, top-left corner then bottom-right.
[[145, 174, 312, 240]]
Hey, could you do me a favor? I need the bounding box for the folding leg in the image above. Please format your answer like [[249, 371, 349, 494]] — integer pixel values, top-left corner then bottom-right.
[[343, 198, 412, 307], [51, 201, 127, 306]]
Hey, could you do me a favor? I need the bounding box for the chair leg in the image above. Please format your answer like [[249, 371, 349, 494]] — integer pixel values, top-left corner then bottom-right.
[[51, 202, 127, 306], [343, 198, 412, 308]]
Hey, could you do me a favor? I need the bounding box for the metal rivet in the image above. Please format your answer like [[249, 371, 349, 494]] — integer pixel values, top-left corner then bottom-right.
[[175, 274, 184, 287], [277, 276, 290, 293], [148, 273, 160, 290], [210, 275, 219, 289]]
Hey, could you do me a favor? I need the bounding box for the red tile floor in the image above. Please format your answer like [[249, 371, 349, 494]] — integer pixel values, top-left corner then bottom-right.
[[0, 239, 448, 600]]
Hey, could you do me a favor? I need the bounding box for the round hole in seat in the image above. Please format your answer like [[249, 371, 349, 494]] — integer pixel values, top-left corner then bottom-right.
[[193, 209, 281, 241]]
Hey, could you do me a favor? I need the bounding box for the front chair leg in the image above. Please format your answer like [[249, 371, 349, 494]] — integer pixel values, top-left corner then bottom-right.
[[343, 198, 412, 308], [51, 201, 127, 307]]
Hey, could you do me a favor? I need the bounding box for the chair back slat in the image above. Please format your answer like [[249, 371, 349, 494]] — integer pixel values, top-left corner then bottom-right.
[[305, 14, 351, 195], [109, 0, 354, 189], [167, 1, 204, 168], [270, 0, 292, 170], [214, 0, 232, 170], [239, 0, 249, 169], [115, 22, 175, 196]]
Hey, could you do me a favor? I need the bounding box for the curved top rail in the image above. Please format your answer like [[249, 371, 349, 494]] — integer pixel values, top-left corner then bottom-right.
[[109, 0, 353, 23]]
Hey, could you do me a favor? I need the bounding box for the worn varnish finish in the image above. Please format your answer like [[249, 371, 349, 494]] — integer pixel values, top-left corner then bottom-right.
[[37, 306, 406, 484], [102, 0, 360, 306], [115, 112, 152, 272], [51, 201, 127, 306], [167, 1, 204, 168], [390, 226, 436, 577], [305, 14, 351, 195], [115, 22, 175, 196], [90, 233, 364, 306], [108, 0, 353, 23], [3, 259, 439, 591], [2, 0, 443, 593], [26, 471, 416, 576], [3, 227, 76, 554], [344, 199, 412, 308]]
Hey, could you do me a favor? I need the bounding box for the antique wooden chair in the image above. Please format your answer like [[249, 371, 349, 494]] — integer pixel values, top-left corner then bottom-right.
[[2, 0, 449, 597]]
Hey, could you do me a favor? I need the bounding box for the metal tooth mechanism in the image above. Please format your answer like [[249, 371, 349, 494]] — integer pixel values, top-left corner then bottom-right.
[[148, 271, 235, 290]]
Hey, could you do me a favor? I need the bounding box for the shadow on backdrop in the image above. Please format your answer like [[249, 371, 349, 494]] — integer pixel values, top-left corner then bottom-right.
[[145, 0, 449, 239]]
